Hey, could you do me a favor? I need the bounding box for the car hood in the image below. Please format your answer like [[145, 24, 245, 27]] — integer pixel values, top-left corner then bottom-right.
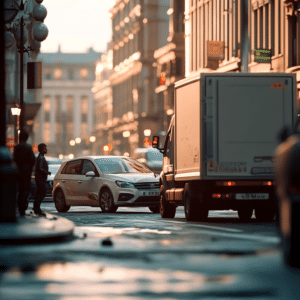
[[104, 173, 158, 183], [146, 161, 163, 168]]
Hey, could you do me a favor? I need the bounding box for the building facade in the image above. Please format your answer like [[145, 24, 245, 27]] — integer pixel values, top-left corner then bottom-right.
[[154, 0, 185, 133], [35, 46, 102, 157], [109, 0, 170, 156], [184, 0, 300, 109], [91, 49, 113, 155]]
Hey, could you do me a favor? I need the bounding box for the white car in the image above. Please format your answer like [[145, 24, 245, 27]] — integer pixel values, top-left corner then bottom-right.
[[52, 156, 160, 213]]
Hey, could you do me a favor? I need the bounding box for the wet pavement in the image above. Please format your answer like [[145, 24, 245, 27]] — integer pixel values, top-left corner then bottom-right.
[[1, 205, 300, 299]]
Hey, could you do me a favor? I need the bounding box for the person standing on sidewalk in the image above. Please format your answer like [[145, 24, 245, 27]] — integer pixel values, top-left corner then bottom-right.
[[34, 143, 51, 216], [13, 130, 36, 216]]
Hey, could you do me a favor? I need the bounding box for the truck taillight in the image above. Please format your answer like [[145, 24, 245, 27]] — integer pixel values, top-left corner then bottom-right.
[[263, 181, 273, 186], [216, 181, 236, 186], [216, 181, 274, 186], [212, 194, 221, 198]]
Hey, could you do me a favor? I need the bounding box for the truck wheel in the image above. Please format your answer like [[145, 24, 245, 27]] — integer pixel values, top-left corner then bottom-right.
[[184, 183, 208, 222], [255, 205, 275, 222], [237, 208, 253, 221], [160, 186, 176, 218]]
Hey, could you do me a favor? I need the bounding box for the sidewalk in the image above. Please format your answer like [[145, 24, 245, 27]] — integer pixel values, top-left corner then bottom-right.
[[0, 212, 75, 244]]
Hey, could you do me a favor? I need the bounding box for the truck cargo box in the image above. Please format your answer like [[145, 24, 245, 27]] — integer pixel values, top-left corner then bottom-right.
[[174, 73, 297, 181]]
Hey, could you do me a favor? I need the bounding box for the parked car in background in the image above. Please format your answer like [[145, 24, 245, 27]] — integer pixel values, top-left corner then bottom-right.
[[29, 164, 61, 200], [52, 156, 160, 213], [133, 147, 163, 174]]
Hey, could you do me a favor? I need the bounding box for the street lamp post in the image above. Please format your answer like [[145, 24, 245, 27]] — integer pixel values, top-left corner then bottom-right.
[[13, 0, 48, 131], [11, 100, 21, 144], [0, 0, 48, 223]]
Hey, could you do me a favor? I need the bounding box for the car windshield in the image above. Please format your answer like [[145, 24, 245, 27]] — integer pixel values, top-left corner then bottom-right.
[[146, 151, 163, 161], [94, 157, 152, 174]]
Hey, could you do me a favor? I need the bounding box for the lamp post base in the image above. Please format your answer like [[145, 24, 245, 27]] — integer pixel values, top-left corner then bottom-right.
[[0, 146, 18, 223]]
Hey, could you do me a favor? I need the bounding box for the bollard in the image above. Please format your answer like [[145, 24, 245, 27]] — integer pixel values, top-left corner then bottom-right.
[[0, 146, 18, 223], [274, 133, 300, 268]]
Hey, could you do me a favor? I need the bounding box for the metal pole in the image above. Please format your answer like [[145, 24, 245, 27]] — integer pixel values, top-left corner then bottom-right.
[[0, 0, 18, 223], [19, 16, 24, 132], [0, 0, 6, 146]]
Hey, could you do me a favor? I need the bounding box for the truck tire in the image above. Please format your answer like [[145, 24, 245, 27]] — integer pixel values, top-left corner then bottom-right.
[[237, 208, 253, 221], [160, 186, 176, 218], [255, 204, 275, 222], [184, 183, 208, 222]]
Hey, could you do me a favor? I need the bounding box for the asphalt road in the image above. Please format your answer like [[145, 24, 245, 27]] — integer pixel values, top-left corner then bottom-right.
[[1, 201, 300, 300]]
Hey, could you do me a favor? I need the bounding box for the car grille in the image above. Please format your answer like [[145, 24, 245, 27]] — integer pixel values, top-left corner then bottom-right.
[[134, 182, 159, 190]]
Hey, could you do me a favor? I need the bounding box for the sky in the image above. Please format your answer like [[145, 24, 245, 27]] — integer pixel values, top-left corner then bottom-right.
[[40, 0, 114, 54]]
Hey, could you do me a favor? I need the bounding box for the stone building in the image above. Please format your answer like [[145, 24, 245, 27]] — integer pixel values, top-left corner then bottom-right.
[[154, 0, 185, 133], [91, 49, 113, 155], [35, 46, 102, 157], [184, 0, 300, 109], [108, 0, 170, 156]]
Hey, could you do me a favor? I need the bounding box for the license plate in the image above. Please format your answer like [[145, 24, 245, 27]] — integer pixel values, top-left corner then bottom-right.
[[236, 193, 269, 200], [143, 191, 159, 196]]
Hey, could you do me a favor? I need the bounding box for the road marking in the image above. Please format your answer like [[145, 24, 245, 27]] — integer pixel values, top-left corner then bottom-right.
[[134, 219, 243, 233], [133, 219, 279, 243], [163, 220, 243, 233]]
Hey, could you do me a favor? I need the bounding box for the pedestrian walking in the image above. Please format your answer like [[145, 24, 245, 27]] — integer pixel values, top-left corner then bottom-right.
[[34, 143, 51, 216], [13, 130, 36, 216]]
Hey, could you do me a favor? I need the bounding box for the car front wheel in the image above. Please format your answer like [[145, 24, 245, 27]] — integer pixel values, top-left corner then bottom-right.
[[54, 188, 70, 213], [99, 188, 118, 213]]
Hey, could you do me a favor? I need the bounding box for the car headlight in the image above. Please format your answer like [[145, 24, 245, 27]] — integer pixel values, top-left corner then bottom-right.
[[115, 180, 135, 188]]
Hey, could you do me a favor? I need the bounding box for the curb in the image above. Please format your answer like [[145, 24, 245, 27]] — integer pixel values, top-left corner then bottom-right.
[[0, 213, 75, 244]]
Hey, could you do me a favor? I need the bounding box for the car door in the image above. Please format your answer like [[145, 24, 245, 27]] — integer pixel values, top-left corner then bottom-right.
[[61, 159, 83, 203], [78, 159, 100, 204]]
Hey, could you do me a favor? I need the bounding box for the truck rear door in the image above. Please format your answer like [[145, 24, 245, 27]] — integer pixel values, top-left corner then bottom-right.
[[204, 74, 296, 179]]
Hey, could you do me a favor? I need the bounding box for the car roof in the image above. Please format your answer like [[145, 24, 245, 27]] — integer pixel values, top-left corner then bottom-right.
[[64, 155, 132, 161]]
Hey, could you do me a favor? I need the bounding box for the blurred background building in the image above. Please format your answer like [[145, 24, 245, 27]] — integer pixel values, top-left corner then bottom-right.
[[90, 47, 113, 156], [107, 0, 170, 156], [184, 0, 300, 109], [19, 0, 299, 159], [35, 46, 102, 157]]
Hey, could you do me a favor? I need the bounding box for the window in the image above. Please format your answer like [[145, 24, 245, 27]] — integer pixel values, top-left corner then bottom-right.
[[68, 69, 74, 80], [54, 68, 62, 79], [80, 68, 88, 80], [44, 122, 50, 143], [81, 123, 87, 138], [45, 68, 51, 80], [81, 97, 88, 114], [82, 160, 97, 175], [62, 160, 83, 175], [44, 97, 50, 112]]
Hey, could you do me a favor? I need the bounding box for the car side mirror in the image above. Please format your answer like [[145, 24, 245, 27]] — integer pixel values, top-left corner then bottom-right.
[[152, 136, 164, 153], [86, 171, 95, 177]]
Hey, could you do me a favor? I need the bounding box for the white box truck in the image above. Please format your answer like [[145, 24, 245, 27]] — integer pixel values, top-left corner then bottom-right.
[[152, 73, 297, 222]]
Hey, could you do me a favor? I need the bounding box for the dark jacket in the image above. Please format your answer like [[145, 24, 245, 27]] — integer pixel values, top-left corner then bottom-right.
[[35, 153, 49, 182], [13, 142, 36, 177]]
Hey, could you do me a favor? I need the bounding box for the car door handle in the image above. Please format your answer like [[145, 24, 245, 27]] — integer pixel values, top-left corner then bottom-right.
[[62, 180, 65, 183], [78, 181, 82, 183]]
